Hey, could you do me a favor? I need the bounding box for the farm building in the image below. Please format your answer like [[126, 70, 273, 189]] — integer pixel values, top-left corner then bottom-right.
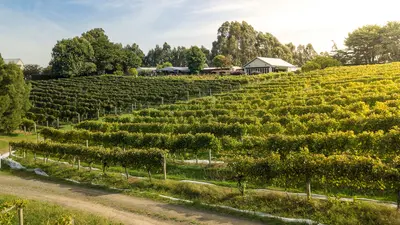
[[243, 57, 298, 74], [4, 58, 24, 70]]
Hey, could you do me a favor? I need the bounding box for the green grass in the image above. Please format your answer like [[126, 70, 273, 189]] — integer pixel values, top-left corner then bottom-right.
[[8, 157, 400, 225], [0, 131, 37, 154], [0, 194, 121, 225]]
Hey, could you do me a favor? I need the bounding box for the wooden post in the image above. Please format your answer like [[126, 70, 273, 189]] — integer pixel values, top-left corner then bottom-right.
[[161, 97, 164, 105], [306, 177, 312, 200], [186, 91, 190, 101], [134, 102, 137, 110], [114, 106, 117, 115], [23, 126, 26, 134], [209, 88, 212, 96], [18, 208, 24, 225], [46, 120, 49, 127], [208, 149, 212, 165], [9, 145, 12, 156], [78, 158, 81, 171], [23, 150, 26, 159], [397, 190, 400, 212], [34, 122, 37, 133], [97, 109, 100, 120], [131, 104, 134, 112], [163, 154, 167, 180], [123, 148, 129, 180]]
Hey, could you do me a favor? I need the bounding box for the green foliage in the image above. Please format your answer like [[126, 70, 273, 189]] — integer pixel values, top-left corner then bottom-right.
[[186, 46, 206, 74], [50, 37, 96, 78], [20, 118, 35, 131], [335, 21, 400, 65], [128, 68, 138, 77], [301, 61, 321, 72], [28, 74, 255, 121], [212, 55, 231, 68], [302, 56, 341, 72], [0, 55, 31, 133], [11, 141, 167, 174], [156, 62, 173, 69], [23, 64, 42, 80]]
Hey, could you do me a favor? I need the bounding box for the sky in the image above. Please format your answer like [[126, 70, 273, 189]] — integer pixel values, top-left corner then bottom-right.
[[1, 0, 399, 66]]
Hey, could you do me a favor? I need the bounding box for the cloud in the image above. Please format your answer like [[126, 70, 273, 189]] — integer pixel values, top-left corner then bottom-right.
[[1, 0, 400, 66]]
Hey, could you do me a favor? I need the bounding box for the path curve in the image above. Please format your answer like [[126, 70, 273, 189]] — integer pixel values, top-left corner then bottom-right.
[[0, 173, 265, 225]]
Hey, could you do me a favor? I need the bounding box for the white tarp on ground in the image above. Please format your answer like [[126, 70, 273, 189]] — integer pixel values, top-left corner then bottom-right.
[[182, 159, 224, 164], [2, 158, 25, 170], [33, 168, 49, 177]]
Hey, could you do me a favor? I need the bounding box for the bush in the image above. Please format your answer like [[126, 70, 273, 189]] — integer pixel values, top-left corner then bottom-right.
[[128, 68, 138, 77], [20, 119, 35, 131], [113, 70, 124, 76], [302, 61, 321, 72], [302, 56, 341, 72]]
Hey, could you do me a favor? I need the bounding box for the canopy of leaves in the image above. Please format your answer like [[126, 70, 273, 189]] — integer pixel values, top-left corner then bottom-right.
[[0, 54, 31, 133], [334, 21, 400, 65], [186, 46, 206, 74], [302, 56, 341, 72]]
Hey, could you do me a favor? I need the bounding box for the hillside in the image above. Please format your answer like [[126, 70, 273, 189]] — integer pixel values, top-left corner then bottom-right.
[[8, 63, 400, 225], [27, 75, 268, 124]]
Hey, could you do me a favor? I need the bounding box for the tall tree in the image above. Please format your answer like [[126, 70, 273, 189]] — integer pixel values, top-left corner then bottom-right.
[[212, 55, 231, 68], [344, 25, 383, 64], [81, 28, 115, 74], [50, 37, 96, 78], [200, 46, 212, 66], [186, 46, 206, 74], [380, 21, 400, 62], [170, 46, 187, 67], [0, 54, 31, 133]]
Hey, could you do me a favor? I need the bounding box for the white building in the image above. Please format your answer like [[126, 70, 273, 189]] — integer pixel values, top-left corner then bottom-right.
[[4, 58, 24, 70], [243, 57, 298, 74]]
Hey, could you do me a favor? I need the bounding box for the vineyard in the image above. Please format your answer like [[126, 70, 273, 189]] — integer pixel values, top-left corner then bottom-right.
[[9, 63, 400, 223], [27, 75, 269, 124]]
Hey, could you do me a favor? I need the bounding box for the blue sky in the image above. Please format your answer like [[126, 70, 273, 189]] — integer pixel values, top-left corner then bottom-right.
[[1, 0, 399, 66]]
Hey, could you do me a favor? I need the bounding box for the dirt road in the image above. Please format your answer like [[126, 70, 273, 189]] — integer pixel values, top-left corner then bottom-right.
[[0, 173, 265, 225]]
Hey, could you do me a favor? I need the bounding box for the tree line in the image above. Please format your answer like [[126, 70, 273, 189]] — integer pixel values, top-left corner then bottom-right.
[[22, 20, 400, 79]]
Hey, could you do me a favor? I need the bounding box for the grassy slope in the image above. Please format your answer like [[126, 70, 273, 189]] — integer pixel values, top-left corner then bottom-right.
[[8, 156, 400, 225], [0, 194, 120, 225], [0, 132, 36, 154]]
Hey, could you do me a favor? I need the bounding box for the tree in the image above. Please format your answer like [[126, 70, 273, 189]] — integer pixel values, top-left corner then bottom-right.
[[380, 21, 400, 62], [128, 68, 138, 77], [170, 46, 187, 67], [344, 25, 383, 64], [23, 64, 42, 80], [302, 61, 321, 72], [212, 55, 231, 68], [0, 54, 31, 133], [82, 28, 116, 74], [302, 56, 341, 72], [156, 62, 173, 69], [121, 45, 142, 73], [186, 46, 206, 74], [50, 37, 97, 78]]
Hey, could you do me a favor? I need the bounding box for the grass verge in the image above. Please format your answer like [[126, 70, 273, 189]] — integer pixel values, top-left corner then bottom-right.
[[7, 156, 400, 225], [0, 194, 121, 225]]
